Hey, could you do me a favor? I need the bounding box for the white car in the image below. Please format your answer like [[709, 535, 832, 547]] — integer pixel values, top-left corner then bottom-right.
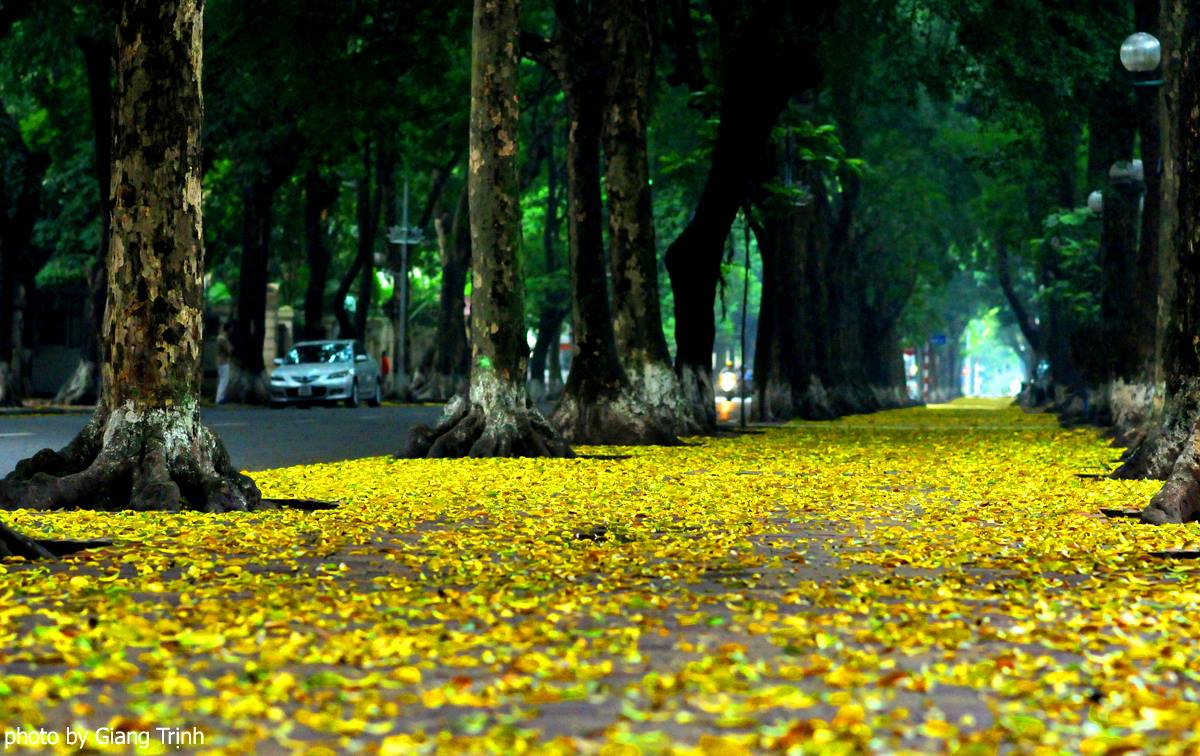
[[268, 340, 383, 408]]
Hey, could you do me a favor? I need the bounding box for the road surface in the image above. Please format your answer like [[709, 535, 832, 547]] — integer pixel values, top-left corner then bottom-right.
[[0, 404, 446, 474]]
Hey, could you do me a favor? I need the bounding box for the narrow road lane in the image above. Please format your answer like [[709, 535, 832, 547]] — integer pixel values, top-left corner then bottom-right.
[[0, 405, 445, 473]]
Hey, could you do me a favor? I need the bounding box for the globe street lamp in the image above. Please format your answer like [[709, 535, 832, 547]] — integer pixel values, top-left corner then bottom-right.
[[1120, 32, 1162, 85], [1109, 158, 1144, 185]]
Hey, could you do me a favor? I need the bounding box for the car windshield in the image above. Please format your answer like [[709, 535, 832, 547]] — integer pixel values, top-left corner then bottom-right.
[[283, 343, 352, 365]]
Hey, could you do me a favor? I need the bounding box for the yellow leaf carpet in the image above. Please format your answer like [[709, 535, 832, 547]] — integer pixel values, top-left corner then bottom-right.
[[2, 398, 1197, 754]]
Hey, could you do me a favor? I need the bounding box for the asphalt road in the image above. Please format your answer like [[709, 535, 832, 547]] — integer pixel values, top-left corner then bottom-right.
[[0, 404, 447, 475]]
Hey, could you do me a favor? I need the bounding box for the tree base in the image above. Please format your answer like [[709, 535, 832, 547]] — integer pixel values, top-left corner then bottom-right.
[[1107, 380, 1154, 437], [677, 363, 716, 431], [550, 390, 681, 445], [405, 386, 574, 458], [53, 359, 99, 406], [1140, 426, 1200, 524], [1112, 423, 1187, 480], [624, 360, 702, 437], [0, 402, 261, 513]]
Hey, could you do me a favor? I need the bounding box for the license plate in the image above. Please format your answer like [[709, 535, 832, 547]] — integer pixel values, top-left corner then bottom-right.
[[298, 385, 312, 397]]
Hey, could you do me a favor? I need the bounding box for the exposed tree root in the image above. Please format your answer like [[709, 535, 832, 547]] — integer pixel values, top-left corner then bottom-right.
[[405, 393, 574, 458], [1140, 426, 1200, 524], [0, 521, 52, 559], [0, 520, 111, 560], [0, 403, 261, 513], [1111, 423, 1187, 480], [53, 359, 99, 405], [551, 391, 681, 445]]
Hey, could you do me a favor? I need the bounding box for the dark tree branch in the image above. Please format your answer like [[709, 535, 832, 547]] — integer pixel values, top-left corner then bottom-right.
[[996, 241, 1041, 350]]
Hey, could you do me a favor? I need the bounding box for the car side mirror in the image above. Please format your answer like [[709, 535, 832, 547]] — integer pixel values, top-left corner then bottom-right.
[[273, 358, 284, 366], [355, 354, 368, 363]]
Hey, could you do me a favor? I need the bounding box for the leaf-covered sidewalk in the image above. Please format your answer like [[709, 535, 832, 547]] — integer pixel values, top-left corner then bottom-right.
[[4, 398, 1199, 754]]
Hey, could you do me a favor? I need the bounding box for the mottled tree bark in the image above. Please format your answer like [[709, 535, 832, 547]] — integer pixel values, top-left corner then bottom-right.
[[602, 0, 698, 437], [523, 1, 677, 445], [405, 0, 571, 458], [0, 0, 261, 515], [1139, 0, 1200, 523], [56, 32, 113, 406], [300, 166, 338, 340]]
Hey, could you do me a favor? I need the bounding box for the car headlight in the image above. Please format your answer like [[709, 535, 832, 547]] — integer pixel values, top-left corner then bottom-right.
[[326, 371, 350, 380], [270, 376, 285, 383]]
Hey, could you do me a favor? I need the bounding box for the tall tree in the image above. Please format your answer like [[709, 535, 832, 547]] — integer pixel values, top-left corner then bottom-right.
[[0, 0, 260, 513], [602, 0, 699, 437], [1113, 0, 1188, 479], [405, 0, 571, 458], [227, 136, 298, 403], [525, 1, 677, 445], [664, 0, 834, 429], [1137, 0, 1200, 523]]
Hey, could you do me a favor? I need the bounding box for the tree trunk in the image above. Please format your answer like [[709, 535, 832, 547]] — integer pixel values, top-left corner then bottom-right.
[[664, 79, 788, 430], [300, 166, 338, 340], [602, 0, 698, 437], [751, 198, 824, 421], [664, 2, 835, 428], [413, 183, 471, 401], [1099, 178, 1143, 383], [528, 149, 566, 403], [405, 0, 570, 458], [1139, 0, 1200, 523], [228, 180, 274, 402], [1114, 0, 1190, 480], [55, 33, 113, 406], [0, 0, 261, 516], [522, 4, 676, 445]]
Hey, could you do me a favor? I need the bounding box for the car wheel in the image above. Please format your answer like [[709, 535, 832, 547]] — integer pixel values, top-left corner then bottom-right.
[[345, 381, 359, 408], [368, 380, 382, 407], [269, 401, 285, 410]]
